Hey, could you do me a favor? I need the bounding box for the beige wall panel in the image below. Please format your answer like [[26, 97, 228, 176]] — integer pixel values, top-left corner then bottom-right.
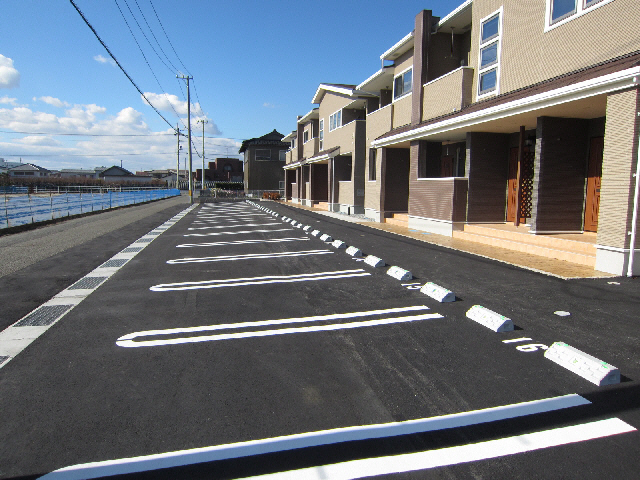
[[392, 94, 412, 128], [302, 137, 319, 159], [366, 105, 393, 148], [422, 67, 474, 120], [597, 88, 640, 249], [469, 0, 640, 102], [394, 49, 414, 74], [318, 91, 355, 135], [337, 180, 354, 205], [325, 119, 358, 153]]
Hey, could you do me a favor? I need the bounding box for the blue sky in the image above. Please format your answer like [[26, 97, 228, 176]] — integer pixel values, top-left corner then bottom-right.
[[0, 0, 463, 172]]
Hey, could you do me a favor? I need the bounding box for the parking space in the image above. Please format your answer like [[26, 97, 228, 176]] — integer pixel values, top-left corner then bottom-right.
[[0, 201, 638, 479]]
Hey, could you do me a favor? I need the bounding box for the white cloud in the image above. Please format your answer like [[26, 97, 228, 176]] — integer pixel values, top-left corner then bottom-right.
[[19, 135, 62, 147], [94, 55, 116, 67], [141, 92, 221, 135], [38, 96, 70, 108], [0, 96, 18, 105], [0, 54, 20, 89], [263, 102, 276, 108]]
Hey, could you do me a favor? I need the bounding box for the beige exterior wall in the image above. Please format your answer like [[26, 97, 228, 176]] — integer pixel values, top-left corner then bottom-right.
[[326, 118, 359, 154], [337, 180, 354, 205], [364, 147, 382, 212], [366, 104, 393, 149], [422, 67, 474, 120], [392, 94, 412, 128], [597, 88, 640, 249], [469, 0, 640, 102], [302, 136, 319, 159], [318, 91, 355, 150], [394, 49, 414, 75]]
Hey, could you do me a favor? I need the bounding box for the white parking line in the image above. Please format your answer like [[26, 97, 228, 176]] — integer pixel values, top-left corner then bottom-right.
[[117, 313, 443, 347], [183, 228, 294, 237], [166, 250, 333, 264], [244, 418, 635, 480], [149, 269, 371, 291], [187, 223, 277, 230], [176, 237, 310, 248], [38, 394, 603, 479]]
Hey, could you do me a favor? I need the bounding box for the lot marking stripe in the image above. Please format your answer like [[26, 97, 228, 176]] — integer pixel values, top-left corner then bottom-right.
[[117, 306, 432, 340], [116, 313, 443, 347], [176, 237, 310, 248], [187, 223, 279, 230], [184, 228, 294, 237], [166, 250, 333, 264], [150, 269, 371, 291], [244, 418, 635, 480], [38, 394, 593, 479]]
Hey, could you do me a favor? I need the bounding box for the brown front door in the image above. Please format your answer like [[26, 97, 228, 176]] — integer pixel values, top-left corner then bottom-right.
[[441, 156, 454, 177], [507, 147, 519, 223], [584, 136, 604, 232]]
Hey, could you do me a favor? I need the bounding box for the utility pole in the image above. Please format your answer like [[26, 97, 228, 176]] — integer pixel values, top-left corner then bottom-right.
[[198, 119, 208, 189], [178, 74, 194, 204], [175, 123, 181, 190]]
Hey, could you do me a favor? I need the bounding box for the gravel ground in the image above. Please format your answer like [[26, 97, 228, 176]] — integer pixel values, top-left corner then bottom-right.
[[0, 195, 189, 279]]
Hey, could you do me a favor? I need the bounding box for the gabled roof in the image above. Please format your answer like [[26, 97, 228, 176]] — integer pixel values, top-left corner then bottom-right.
[[239, 129, 288, 153], [281, 131, 297, 142], [9, 163, 50, 172], [99, 166, 135, 177], [380, 31, 415, 62], [311, 83, 357, 104], [298, 108, 319, 124]]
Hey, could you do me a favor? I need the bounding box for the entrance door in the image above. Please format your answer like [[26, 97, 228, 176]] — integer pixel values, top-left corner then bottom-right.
[[584, 136, 604, 232], [441, 156, 454, 177], [506, 147, 519, 223]]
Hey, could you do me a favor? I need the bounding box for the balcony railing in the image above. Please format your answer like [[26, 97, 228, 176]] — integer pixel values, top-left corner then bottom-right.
[[422, 67, 474, 121]]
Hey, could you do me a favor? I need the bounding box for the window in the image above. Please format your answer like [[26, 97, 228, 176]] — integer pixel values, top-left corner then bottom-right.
[[255, 149, 271, 161], [303, 130, 309, 143], [279, 150, 286, 161], [223, 164, 233, 172], [329, 110, 342, 131], [393, 68, 412, 100], [369, 149, 377, 181], [478, 10, 502, 97], [319, 119, 324, 151], [291, 138, 296, 149], [546, 0, 613, 29]]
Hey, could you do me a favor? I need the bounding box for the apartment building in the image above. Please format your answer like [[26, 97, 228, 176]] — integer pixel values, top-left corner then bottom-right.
[[240, 129, 289, 192], [283, 0, 640, 276]]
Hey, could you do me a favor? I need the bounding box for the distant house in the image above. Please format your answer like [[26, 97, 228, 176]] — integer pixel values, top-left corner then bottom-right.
[[99, 166, 152, 183], [239, 130, 289, 192], [59, 168, 100, 179], [196, 157, 244, 183], [8, 163, 50, 178]]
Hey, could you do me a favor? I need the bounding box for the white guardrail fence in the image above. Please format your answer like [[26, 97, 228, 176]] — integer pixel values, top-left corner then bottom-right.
[[0, 188, 180, 230]]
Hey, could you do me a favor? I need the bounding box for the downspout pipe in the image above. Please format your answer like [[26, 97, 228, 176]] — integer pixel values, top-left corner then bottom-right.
[[627, 130, 640, 277]]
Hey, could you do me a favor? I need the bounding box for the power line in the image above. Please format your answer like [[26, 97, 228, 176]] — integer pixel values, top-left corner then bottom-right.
[[69, 0, 175, 130], [114, 0, 184, 125], [148, 0, 191, 76], [132, 0, 180, 73]]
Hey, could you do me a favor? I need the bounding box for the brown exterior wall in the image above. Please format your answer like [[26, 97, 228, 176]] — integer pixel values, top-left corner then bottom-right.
[[531, 116, 589, 232], [409, 178, 469, 222], [466, 132, 510, 222], [597, 88, 640, 249]]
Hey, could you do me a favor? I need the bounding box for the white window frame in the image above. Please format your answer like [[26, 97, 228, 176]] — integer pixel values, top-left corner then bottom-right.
[[329, 109, 342, 132], [255, 149, 271, 161], [368, 148, 377, 182], [544, 0, 614, 32], [392, 66, 413, 101], [291, 138, 296, 150], [319, 119, 324, 151], [477, 7, 503, 100], [303, 129, 310, 144]]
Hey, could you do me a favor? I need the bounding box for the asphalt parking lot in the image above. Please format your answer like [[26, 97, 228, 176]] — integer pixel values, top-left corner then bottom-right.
[[1, 199, 638, 479]]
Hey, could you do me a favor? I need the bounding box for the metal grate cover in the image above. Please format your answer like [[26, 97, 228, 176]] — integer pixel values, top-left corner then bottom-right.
[[122, 247, 143, 253], [15, 305, 73, 327], [100, 259, 128, 268], [0, 356, 9, 365], [68, 276, 107, 290], [135, 238, 154, 243]]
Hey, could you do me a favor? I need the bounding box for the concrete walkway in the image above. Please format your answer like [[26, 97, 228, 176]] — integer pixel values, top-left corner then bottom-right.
[[278, 201, 613, 279]]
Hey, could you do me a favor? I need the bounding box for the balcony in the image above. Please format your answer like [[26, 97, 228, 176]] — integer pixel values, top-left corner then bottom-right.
[[422, 67, 474, 121], [392, 94, 412, 129], [325, 120, 365, 153], [302, 137, 319, 160], [366, 104, 392, 143]]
